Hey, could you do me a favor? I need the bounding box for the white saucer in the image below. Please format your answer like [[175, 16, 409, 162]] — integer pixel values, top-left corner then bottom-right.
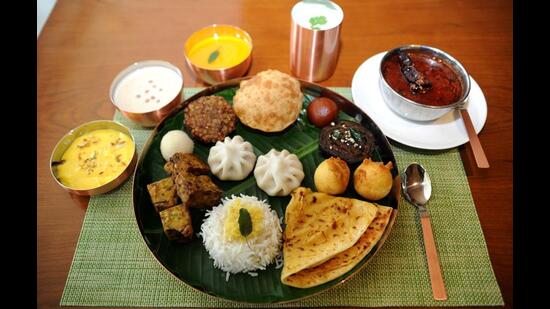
[[351, 52, 488, 150]]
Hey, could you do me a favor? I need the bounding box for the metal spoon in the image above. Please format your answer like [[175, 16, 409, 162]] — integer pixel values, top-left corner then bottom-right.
[[402, 163, 448, 301]]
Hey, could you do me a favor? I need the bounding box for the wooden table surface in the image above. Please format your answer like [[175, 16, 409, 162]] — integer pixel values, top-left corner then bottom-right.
[[37, 0, 513, 308]]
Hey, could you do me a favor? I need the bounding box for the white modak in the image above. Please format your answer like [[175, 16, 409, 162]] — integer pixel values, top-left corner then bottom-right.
[[208, 135, 257, 181], [254, 149, 304, 197]]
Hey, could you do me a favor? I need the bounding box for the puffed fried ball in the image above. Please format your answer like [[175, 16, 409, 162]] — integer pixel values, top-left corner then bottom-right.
[[314, 157, 350, 195], [353, 158, 393, 200]]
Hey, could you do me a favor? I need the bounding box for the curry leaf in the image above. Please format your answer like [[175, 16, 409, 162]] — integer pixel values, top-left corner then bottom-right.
[[238, 208, 253, 237], [208, 49, 220, 64], [349, 127, 363, 141], [309, 15, 327, 30]]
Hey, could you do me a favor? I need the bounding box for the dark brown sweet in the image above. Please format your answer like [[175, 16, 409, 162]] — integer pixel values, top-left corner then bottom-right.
[[159, 204, 194, 243], [319, 120, 375, 165], [307, 97, 339, 128], [175, 173, 222, 209], [164, 152, 210, 176], [146, 177, 179, 212], [183, 95, 237, 143]]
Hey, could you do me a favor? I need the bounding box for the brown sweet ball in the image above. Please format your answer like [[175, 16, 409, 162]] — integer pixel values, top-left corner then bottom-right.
[[183, 95, 236, 144], [353, 158, 394, 200], [307, 97, 339, 128], [314, 157, 350, 195]]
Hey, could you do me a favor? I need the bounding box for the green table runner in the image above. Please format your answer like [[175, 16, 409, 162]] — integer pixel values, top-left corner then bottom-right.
[[60, 88, 503, 307]]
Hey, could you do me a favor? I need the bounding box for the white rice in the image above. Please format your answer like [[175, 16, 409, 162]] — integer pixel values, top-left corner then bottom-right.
[[199, 194, 283, 280]]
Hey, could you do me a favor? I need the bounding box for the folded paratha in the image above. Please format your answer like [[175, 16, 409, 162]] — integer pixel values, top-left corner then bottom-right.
[[281, 188, 378, 284], [282, 204, 393, 288]]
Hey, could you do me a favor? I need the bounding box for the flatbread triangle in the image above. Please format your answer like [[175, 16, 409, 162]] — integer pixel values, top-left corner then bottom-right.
[[282, 203, 393, 288], [280, 187, 379, 284]]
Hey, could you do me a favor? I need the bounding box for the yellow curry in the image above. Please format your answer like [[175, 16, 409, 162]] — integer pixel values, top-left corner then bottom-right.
[[56, 129, 134, 189], [188, 36, 251, 69]]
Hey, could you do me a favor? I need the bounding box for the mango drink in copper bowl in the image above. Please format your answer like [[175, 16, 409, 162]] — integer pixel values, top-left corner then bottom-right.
[[184, 24, 253, 84]]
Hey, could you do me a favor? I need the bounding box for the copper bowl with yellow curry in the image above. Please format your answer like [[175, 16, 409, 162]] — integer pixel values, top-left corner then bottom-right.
[[184, 24, 253, 85], [50, 120, 137, 196]]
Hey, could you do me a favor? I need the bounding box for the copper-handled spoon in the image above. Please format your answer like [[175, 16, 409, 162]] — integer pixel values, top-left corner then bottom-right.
[[402, 163, 448, 301], [459, 108, 489, 168]]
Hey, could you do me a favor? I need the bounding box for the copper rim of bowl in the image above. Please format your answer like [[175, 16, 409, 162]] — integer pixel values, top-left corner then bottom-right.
[[50, 120, 137, 196], [379, 44, 471, 110], [183, 24, 253, 71], [109, 60, 184, 127]]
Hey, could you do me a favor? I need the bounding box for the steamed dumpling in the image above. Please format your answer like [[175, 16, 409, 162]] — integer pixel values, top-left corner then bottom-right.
[[254, 149, 304, 196], [208, 135, 256, 181]]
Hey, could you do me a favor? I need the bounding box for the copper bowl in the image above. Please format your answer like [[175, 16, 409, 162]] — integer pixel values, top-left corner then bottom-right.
[[110, 60, 184, 127], [50, 120, 137, 196], [184, 24, 253, 85]]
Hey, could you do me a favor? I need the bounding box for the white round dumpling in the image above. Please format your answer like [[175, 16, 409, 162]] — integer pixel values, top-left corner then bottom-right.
[[254, 149, 304, 197], [208, 135, 256, 181], [160, 130, 194, 161]]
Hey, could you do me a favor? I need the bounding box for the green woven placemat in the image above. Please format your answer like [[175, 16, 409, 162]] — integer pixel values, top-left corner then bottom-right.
[[60, 88, 503, 307]]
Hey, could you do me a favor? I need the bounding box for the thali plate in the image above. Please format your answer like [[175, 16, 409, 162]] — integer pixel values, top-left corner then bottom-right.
[[133, 78, 399, 304]]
